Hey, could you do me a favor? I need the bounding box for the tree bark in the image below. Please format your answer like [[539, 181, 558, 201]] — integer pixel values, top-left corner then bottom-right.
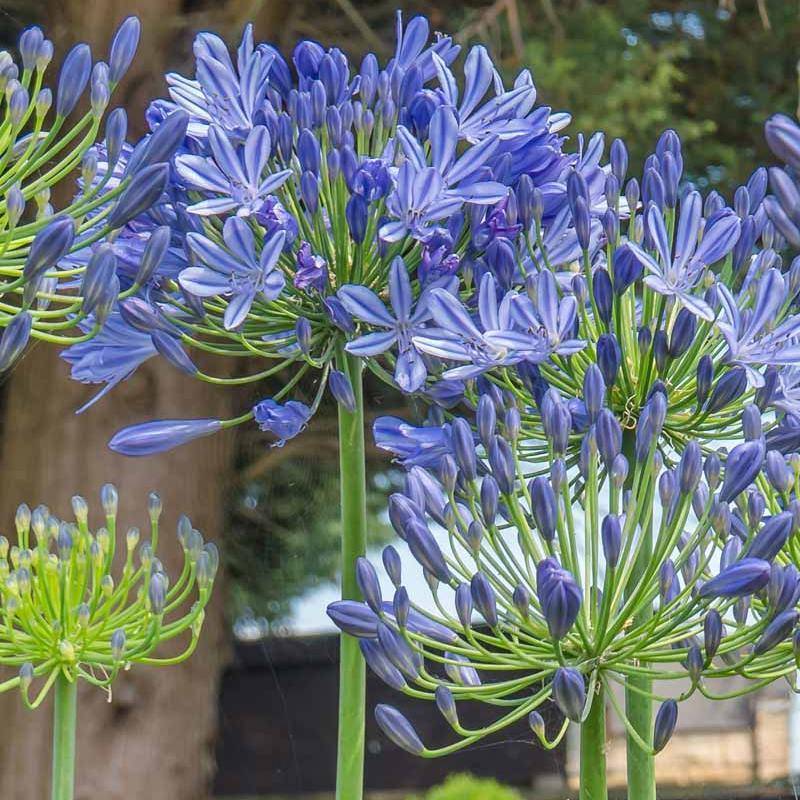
[[0, 345, 232, 800]]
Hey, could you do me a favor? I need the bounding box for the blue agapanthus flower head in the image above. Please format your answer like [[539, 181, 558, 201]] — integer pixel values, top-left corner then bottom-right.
[[66, 13, 574, 452]]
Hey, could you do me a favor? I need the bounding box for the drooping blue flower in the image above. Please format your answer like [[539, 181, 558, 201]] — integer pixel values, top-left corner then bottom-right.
[[253, 397, 311, 445], [373, 416, 454, 467]]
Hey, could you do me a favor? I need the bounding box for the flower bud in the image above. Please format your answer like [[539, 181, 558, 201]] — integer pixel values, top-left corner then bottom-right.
[[355, 557, 382, 614], [653, 699, 678, 753], [326, 600, 378, 638], [470, 572, 497, 627], [375, 704, 425, 755], [552, 667, 585, 722], [699, 558, 771, 599], [435, 685, 459, 728], [360, 640, 405, 691]]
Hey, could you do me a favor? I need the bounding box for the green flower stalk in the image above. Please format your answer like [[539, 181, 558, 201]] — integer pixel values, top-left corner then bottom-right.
[[0, 486, 217, 800]]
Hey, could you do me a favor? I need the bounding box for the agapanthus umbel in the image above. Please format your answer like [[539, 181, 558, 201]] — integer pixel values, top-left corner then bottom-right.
[[0, 18, 180, 370], [0, 486, 216, 704], [60, 14, 572, 450], [331, 389, 800, 757]]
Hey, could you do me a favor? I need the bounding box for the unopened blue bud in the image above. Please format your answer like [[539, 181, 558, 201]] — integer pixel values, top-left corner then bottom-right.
[[377, 622, 420, 680], [56, 43, 92, 117], [435, 685, 459, 728], [707, 367, 747, 414], [686, 644, 703, 683], [355, 557, 382, 614], [699, 557, 771, 599], [766, 450, 793, 494], [719, 438, 765, 503], [704, 609, 723, 661], [480, 476, 499, 525], [552, 667, 585, 722], [105, 107, 128, 165], [592, 268, 613, 326], [602, 514, 622, 569], [0, 312, 32, 372], [452, 418, 476, 481], [24, 216, 75, 285], [488, 436, 515, 495], [108, 163, 169, 229], [470, 572, 497, 627], [128, 110, 188, 174], [653, 699, 678, 753], [744, 512, 793, 562], [529, 477, 557, 541], [477, 394, 496, 447], [754, 609, 799, 655], [406, 520, 450, 583], [375, 705, 424, 755], [583, 364, 606, 422], [392, 586, 409, 629], [326, 600, 378, 638], [329, 369, 356, 413], [596, 334, 621, 387], [669, 308, 696, 358], [360, 639, 405, 691], [678, 441, 702, 495], [108, 16, 140, 84]]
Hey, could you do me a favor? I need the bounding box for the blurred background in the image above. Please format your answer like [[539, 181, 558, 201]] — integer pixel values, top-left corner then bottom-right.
[[0, 0, 798, 798]]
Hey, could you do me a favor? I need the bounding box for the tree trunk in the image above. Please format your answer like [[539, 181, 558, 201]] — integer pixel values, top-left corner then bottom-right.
[[0, 345, 232, 800]]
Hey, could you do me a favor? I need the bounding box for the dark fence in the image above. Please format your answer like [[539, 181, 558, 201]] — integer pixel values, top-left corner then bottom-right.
[[214, 634, 565, 797]]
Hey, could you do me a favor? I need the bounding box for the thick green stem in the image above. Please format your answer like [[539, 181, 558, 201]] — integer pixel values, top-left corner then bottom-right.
[[580, 686, 608, 800], [335, 351, 367, 800], [622, 430, 656, 800], [51, 671, 77, 800]]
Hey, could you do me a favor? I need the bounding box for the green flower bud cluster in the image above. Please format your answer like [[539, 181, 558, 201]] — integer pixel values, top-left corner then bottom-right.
[[0, 485, 217, 708]]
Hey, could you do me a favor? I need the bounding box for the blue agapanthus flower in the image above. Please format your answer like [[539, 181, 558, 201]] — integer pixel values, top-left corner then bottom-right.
[[61, 12, 573, 450]]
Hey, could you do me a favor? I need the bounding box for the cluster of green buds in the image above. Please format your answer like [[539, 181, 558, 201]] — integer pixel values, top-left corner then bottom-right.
[[0, 485, 217, 707]]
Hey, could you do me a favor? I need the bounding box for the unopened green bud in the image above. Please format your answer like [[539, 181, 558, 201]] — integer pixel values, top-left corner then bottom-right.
[[59, 641, 75, 662], [71, 496, 88, 525], [187, 530, 203, 562], [9, 546, 19, 569], [100, 483, 118, 517], [95, 527, 110, 553], [46, 516, 59, 542], [191, 607, 205, 638], [76, 603, 90, 628], [19, 663, 33, 693], [5, 596, 18, 615], [5, 574, 18, 595], [18, 549, 31, 570], [44, 554, 58, 575], [57, 524, 73, 559], [30, 508, 46, 541], [0, 536, 8, 560], [16, 568, 30, 595], [15, 504, 31, 537], [90, 540, 102, 567], [139, 542, 152, 568], [34, 186, 50, 213], [196, 552, 212, 588], [81, 151, 98, 187], [101, 574, 114, 597], [203, 542, 219, 580], [126, 527, 140, 550], [35, 87, 51, 117], [177, 515, 191, 548], [147, 492, 162, 523]]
